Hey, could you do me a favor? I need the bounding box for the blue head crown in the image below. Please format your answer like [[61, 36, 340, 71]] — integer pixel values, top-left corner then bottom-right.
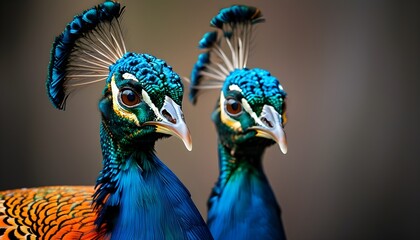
[[223, 68, 286, 114], [109, 52, 183, 106]]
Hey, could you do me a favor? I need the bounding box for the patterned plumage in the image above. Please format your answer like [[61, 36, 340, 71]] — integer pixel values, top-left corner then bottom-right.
[[0, 187, 101, 239], [0, 1, 212, 239], [190, 5, 287, 240]]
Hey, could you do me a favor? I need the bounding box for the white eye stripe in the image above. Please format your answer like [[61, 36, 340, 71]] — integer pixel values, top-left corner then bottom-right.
[[141, 91, 183, 123], [241, 98, 265, 127], [141, 90, 163, 121], [240, 98, 282, 129], [122, 72, 139, 82], [228, 84, 243, 93]]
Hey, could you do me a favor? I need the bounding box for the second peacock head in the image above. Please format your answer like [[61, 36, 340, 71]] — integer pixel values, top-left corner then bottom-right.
[[190, 5, 287, 155], [213, 68, 287, 155]]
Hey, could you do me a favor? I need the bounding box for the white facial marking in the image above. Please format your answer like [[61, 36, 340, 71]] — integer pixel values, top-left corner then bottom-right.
[[142, 90, 184, 124], [279, 85, 283, 91], [122, 72, 139, 82], [228, 84, 243, 93], [241, 98, 265, 127], [141, 90, 163, 121]]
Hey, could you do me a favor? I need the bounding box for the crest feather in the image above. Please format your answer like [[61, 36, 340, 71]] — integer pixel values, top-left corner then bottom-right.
[[47, 1, 126, 110], [189, 5, 265, 104], [210, 5, 264, 29]]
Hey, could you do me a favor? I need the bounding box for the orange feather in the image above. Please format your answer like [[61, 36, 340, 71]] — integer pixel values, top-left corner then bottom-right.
[[0, 186, 108, 239]]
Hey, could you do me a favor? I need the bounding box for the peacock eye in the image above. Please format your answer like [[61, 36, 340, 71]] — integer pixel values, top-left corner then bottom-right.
[[225, 98, 243, 117], [119, 88, 141, 107]]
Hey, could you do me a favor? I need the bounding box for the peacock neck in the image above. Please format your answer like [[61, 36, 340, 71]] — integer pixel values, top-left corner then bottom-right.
[[93, 122, 211, 239], [213, 140, 266, 191], [93, 122, 157, 238], [207, 140, 286, 240]]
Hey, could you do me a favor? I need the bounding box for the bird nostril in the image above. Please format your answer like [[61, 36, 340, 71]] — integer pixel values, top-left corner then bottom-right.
[[261, 117, 273, 128], [162, 109, 177, 124]]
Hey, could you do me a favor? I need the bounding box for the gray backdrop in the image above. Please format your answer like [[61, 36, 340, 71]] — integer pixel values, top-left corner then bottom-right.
[[1, 1, 419, 239]]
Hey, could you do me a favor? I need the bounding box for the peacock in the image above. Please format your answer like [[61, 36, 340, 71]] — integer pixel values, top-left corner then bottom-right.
[[189, 5, 288, 240], [0, 1, 213, 239]]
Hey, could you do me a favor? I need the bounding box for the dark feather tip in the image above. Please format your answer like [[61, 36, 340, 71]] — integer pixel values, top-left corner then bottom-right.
[[189, 52, 210, 104], [210, 5, 264, 29], [46, 1, 121, 110], [198, 31, 218, 49]]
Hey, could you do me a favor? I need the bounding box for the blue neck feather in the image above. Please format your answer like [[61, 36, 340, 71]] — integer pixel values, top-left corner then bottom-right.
[[207, 142, 286, 240], [93, 123, 213, 240]]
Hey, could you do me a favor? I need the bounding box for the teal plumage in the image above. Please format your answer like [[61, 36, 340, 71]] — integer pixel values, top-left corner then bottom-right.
[[1, 1, 213, 239], [190, 5, 287, 240]]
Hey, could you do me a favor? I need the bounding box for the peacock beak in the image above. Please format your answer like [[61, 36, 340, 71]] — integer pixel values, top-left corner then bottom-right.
[[143, 96, 192, 151], [250, 105, 288, 154]]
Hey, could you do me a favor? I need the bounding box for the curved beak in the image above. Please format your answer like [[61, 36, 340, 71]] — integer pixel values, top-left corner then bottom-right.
[[143, 96, 192, 151], [250, 105, 288, 154]]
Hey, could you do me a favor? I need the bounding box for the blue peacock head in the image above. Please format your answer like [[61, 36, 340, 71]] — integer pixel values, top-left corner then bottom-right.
[[190, 5, 287, 154], [100, 52, 190, 149], [46, 1, 191, 150]]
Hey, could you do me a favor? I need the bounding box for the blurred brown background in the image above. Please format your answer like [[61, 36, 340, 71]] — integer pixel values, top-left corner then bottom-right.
[[0, 0, 419, 239]]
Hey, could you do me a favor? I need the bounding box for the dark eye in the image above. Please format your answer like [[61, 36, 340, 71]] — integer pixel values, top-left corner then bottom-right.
[[119, 88, 141, 107], [225, 98, 243, 116]]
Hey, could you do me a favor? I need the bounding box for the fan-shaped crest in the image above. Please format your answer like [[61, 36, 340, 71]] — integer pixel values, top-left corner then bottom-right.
[[47, 1, 126, 110], [189, 5, 265, 104]]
